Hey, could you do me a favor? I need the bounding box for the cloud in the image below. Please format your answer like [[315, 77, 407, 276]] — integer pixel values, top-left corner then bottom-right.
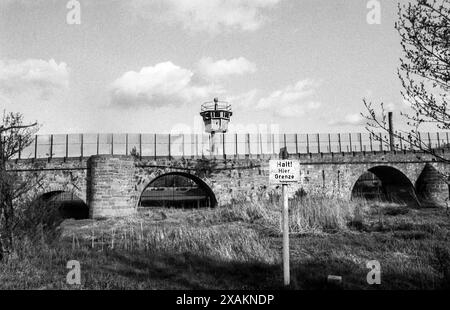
[[110, 61, 219, 108], [329, 113, 366, 126], [255, 79, 321, 117], [129, 0, 281, 33], [227, 79, 322, 118], [197, 57, 257, 79], [0, 58, 69, 98]]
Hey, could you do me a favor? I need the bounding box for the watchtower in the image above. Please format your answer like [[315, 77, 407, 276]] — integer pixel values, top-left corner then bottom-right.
[[200, 97, 232, 155]]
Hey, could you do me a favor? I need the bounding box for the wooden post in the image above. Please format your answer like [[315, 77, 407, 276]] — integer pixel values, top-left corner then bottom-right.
[[247, 133, 251, 156], [428, 132, 431, 149], [295, 134, 299, 154], [437, 132, 441, 149], [110, 134, 113, 155], [125, 133, 129, 155]]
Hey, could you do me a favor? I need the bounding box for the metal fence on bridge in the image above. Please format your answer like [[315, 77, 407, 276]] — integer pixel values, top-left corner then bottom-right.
[[11, 132, 450, 160]]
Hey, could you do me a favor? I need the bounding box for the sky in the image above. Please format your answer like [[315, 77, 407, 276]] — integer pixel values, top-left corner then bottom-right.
[[0, 0, 413, 135]]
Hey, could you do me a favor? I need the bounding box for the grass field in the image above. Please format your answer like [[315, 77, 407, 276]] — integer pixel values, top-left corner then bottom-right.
[[1, 197, 450, 290]]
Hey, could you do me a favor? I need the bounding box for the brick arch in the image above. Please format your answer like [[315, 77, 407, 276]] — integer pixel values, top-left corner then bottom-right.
[[34, 184, 87, 205], [137, 171, 217, 208], [349, 164, 419, 204], [134, 167, 216, 208]]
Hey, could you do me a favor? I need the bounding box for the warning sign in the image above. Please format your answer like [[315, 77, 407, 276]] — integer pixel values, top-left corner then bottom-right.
[[269, 160, 300, 185]]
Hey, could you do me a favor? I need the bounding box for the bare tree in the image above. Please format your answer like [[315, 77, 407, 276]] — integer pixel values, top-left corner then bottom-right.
[[0, 111, 38, 261], [363, 0, 449, 162]]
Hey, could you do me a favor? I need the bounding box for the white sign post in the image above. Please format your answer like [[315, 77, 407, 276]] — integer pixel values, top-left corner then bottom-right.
[[269, 158, 300, 286]]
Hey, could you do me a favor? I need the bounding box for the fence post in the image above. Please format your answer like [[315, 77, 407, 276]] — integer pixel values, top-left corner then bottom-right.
[[399, 132, 403, 150], [236, 133, 239, 157], [223, 133, 226, 159], [338, 133, 341, 153], [427, 132, 431, 149], [34, 135, 38, 159], [154, 134, 157, 159], [18, 135, 21, 159], [182, 134, 185, 158], [317, 133, 320, 153], [247, 133, 251, 157], [49, 134, 53, 158], [195, 134, 199, 158], [437, 132, 440, 149], [66, 134, 69, 158], [126, 133, 129, 155], [379, 133, 383, 151], [260, 132, 263, 156], [359, 133, 363, 152], [272, 133, 275, 155], [96, 133, 99, 155], [306, 134, 310, 154], [328, 134, 331, 153], [295, 134, 299, 154], [110, 134, 113, 155], [139, 134, 142, 159], [349, 133, 352, 152], [168, 133, 171, 158], [80, 134, 84, 158]]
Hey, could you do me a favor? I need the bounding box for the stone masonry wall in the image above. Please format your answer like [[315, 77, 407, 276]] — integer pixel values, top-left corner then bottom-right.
[[87, 155, 137, 218]]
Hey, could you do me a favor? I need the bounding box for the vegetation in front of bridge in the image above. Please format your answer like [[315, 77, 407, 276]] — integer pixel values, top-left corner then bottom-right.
[[1, 191, 450, 289]]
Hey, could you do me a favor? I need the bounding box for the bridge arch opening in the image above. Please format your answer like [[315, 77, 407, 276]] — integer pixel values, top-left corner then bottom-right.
[[415, 163, 448, 207], [34, 191, 89, 220], [351, 166, 418, 205], [138, 172, 217, 209]]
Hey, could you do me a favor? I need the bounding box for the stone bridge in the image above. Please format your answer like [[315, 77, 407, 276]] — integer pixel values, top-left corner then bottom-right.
[[6, 150, 450, 219]]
